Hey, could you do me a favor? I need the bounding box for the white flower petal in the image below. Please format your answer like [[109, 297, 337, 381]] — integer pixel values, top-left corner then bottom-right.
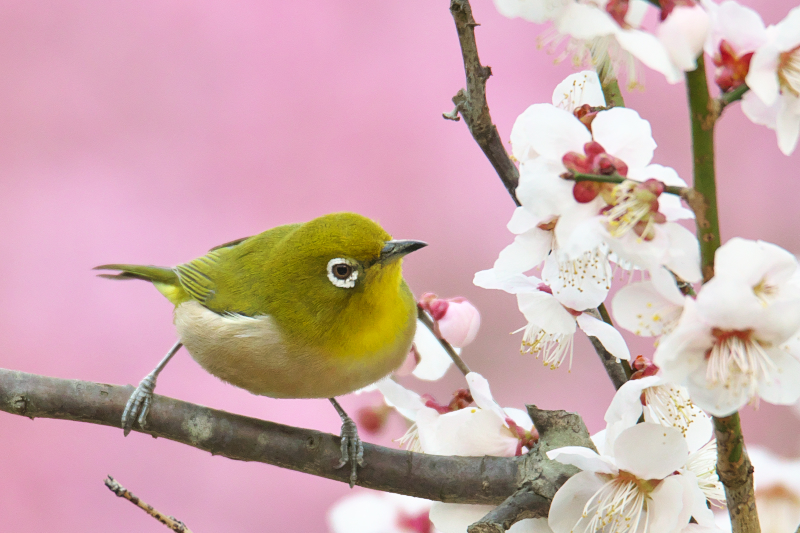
[[714, 237, 798, 285], [591, 107, 656, 170], [375, 378, 425, 421], [466, 372, 508, 423], [612, 280, 683, 337], [412, 320, 454, 381], [741, 89, 779, 130], [510, 104, 591, 164], [757, 347, 800, 406], [647, 476, 687, 533], [547, 446, 616, 475], [556, 3, 618, 40], [616, 28, 684, 84], [430, 502, 493, 533], [776, 93, 800, 156], [576, 314, 631, 361], [328, 492, 400, 533], [613, 423, 689, 480], [474, 269, 541, 294], [494, 228, 552, 273], [517, 291, 577, 334], [663, 223, 702, 284], [658, 5, 710, 72], [551, 70, 606, 110], [746, 41, 781, 106], [547, 471, 607, 533], [507, 206, 541, 234]]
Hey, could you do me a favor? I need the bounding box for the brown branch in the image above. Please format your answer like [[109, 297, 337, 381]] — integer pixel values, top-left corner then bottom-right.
[[714, 413, 760, 533], [447, 0, 520, 206], [0, 368, 549, 504], [467, 486, 549, 533], [417, 305, 471, 376], [104, 476, 192, 532]]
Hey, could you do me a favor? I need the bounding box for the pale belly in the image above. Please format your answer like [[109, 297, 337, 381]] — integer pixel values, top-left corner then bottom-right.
[[174, 300, 414, 398]]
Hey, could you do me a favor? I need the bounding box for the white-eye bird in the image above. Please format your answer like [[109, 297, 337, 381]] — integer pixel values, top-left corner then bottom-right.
[[95, 212, 427, 486]]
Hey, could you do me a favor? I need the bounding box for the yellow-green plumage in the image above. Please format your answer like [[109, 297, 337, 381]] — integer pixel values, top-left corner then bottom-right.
[[97, 212, 421, 399]]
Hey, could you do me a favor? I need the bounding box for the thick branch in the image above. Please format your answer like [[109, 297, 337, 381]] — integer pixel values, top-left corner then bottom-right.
[[447, 0, 520, 206], [714, 414, 760, 533], [0, 369, 522, 504]]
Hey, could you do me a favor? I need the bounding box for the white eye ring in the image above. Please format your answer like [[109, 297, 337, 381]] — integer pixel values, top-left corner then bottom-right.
[[327, 258, 359, 288]]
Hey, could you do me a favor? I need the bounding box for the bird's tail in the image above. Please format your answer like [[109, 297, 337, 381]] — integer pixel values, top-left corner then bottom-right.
[[94, 264, 177, 283], [94, 264, 188, 305]]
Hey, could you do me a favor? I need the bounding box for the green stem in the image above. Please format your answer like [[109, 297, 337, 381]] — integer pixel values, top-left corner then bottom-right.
[[686, 56, 721, 283], [688, 56, 760, 533], [719, 83, 749, 110], [601, 77, 625, 108], [570, 172, 688, 197]]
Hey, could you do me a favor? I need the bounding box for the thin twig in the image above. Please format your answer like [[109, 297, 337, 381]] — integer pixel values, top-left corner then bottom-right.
[[417, 305, 471, 376], [568, 172, 690, 197], [104, 476, 192, 533], [718, 83, 749, 111], [447, 0, 520, 206]]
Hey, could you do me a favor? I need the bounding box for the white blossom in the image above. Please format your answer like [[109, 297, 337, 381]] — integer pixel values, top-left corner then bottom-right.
[[548, 423, 715, 533], [655, 238, 800, 416]]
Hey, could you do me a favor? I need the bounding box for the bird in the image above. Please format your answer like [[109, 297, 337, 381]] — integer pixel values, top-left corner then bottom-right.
[[95, 212, 427, 486]]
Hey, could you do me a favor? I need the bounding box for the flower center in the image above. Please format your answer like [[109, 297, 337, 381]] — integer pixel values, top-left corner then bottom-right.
[[752, 276, 778, 306], [643, 384, 697, 437], [778, 45, 800, 97], [602, 179, 667, 240], [518, 325, 576, 370], [713, 40, 753, 92], [550, 248, 613, 299], [580, 475, 652, 533], [706, 328, 776, 399]]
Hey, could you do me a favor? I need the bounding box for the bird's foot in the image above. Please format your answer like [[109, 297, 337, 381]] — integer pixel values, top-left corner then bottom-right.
[[335, 415, 364, 488], [121, 372, 157, 436]]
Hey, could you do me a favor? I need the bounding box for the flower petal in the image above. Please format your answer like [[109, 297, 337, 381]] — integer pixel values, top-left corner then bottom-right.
[[591, 107, 656, 170], [547, 446, 615, 474], [576, 314, 631, 361], [757, 347, 800, 406], [612, 280, 683, 337], [551, 71, 606, 110], [466, 372, 508, 423], [647, 476, 687, 533], [548, 471, 607, 533], [517, 291, 578, 334], [613, 423, 689, 479], [616, 28, 684, 84], [375, 377, 425, 421], [510, 104, 591, 164], [412, 320, 454, 381]]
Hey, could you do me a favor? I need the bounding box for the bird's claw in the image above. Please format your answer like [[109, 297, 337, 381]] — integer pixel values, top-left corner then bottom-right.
[[335, 416, 364, 488], [121, 373, 157, 436]]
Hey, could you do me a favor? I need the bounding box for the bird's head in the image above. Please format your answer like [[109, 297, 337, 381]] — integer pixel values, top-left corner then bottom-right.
[[267, 212, 426, 333]]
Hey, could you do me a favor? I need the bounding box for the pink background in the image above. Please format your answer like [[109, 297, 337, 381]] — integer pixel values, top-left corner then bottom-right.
[[1, 1, 799, 531]]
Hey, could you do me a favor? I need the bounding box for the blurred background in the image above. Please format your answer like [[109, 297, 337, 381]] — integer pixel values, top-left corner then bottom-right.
[[1, 0, 798, 530]]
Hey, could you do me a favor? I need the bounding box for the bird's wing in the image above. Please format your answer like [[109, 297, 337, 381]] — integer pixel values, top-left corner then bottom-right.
[[174, 222, 301, 315]]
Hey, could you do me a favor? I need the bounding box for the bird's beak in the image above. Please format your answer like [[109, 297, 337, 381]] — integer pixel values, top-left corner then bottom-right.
[[380, 240, 427, 264]]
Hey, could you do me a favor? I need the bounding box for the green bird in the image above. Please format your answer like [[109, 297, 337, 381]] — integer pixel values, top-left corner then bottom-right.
[[95, 212, 426, 486]]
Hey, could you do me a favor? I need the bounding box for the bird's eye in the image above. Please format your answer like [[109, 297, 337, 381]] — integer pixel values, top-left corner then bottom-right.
[[327, 258, 358, 288]]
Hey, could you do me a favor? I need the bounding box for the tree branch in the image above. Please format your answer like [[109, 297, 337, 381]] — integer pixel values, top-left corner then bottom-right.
[[714, 413, 760, 533], [447, 0, 520, 206], [418, 305, 471, 376], [1, 368, 559, 505], [104, 475, 193, 532]]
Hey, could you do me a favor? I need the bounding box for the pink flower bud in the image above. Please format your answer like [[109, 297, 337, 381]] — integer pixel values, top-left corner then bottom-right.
[[436, 297, 481, 348], [356, 404, 391, 434]]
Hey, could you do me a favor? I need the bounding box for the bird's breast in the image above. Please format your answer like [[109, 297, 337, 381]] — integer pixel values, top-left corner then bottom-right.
[[174, 300, 413, 398]]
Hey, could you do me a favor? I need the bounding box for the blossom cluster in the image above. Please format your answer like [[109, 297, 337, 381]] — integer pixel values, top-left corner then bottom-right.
[[326, 1, 800, 532]]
